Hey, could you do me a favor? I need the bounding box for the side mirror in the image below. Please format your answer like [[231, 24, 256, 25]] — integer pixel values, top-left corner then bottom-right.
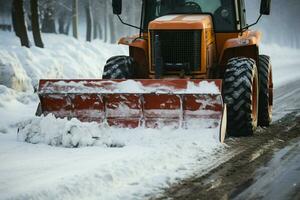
[[112, 0, 122, 15], [260, 0, 271, 15]]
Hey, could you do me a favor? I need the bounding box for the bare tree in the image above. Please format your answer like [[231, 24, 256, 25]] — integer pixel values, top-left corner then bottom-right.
[[92, 0, 102, 40], [11, 3, 19, 36], [31, 0, 44, 48], [103, 1, 108, 42], [85, 0, 93, 42], [12, 0, 30, 47], [58, 10, 67, 34], [108, 13, 116, 43], [55, 0, 72, 35], [72, 0, 78, 38], [92, 16, 98, 39], [41, 0, 56, 33]]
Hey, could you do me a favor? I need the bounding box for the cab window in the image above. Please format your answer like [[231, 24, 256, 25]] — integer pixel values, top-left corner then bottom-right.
[[144, 0, 237, 32]]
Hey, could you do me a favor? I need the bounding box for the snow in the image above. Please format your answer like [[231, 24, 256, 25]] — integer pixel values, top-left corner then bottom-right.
[[1, 128, 225, 200], [18, 113, 222, 148], [186, 81, 220, 94], [155, 15, 180, 21], [17, 115, 113, 148], [0, 51, 31, 92], [0, 85, 37, 134], [154, 14, 210, 22], [40, 79, 221, 94], [0, 31, 128, 90], [0, 30, 299, 200]]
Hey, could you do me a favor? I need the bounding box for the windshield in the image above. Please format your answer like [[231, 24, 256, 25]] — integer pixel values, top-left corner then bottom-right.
[[144, 0, 237, 32]]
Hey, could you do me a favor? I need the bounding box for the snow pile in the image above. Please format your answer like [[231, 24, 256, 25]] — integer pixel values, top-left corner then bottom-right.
[[18, 114, 222, 149], [186, 81, 220, 94], [0, 85, 37, 134], [0, 31, 127, 90], [0, 51, 32, 92], [18, 115, 113, 148]]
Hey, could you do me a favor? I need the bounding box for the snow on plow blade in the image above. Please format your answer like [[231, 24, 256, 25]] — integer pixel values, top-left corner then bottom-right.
[[37, 79, 227, 142]]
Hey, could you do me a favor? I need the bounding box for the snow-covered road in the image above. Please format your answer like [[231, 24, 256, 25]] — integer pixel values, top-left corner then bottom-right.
[[0, 31, 300, 200]]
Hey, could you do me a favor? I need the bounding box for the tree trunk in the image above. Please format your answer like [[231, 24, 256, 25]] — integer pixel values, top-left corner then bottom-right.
[[72, 0, 78, 39], [59, 9, 70, 35], [92, 12, 98, 39], [109, 14, 116, 43], [93, 21, 98, 39], [85, 0, 93, 42], [65, 20, 71, 35], [58, 17, 65, 34], [30, 0, 44, 48], [103, 1, 107, 42], [12, 0, 30, 47], [11, 5, 19, 36], [98, 23, 102, 39], [41, 0, 56, 33]]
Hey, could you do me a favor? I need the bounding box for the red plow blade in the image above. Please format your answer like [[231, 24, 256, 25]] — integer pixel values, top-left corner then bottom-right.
[[37, 79, 227, 142]]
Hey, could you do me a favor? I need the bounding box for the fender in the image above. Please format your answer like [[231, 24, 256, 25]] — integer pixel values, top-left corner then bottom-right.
[[119, 35, 148, 52], [118, 36, 149, 78], [219, 31, 262, 65]]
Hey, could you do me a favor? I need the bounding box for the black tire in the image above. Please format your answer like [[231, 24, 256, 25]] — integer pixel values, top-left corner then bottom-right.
[[223, 57, 259, 137], [258, 55, 273, 126], [105, 55, 127, 64], [103, 56, 135, 79]]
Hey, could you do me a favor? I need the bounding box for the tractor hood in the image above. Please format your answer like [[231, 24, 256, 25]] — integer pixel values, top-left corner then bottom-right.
[[148, 14, 213, 30]]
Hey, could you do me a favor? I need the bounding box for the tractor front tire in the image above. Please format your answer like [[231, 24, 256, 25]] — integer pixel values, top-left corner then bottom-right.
[[103, 56, 135, 79], [224, 57, 259, 137], [258, 55, 273, 127]]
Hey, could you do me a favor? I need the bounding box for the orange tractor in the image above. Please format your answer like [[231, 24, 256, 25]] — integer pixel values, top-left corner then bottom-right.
[[37, 0, 273, 142]]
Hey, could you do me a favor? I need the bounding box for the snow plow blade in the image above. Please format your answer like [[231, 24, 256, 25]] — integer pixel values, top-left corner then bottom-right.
[[37, 79, 227, 143]]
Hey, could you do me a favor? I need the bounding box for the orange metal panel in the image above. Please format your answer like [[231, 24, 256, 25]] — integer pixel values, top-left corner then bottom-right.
[[149, 15, 212, 30]]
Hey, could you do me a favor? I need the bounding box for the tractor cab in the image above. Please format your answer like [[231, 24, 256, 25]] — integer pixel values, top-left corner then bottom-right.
[[143, 0, 243, 33]]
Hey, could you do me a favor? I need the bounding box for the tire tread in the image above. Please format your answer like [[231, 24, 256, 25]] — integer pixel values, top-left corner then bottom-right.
[[224, 57, 258, 136]]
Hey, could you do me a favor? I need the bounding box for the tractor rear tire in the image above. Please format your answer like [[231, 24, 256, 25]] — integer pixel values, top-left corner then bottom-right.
[[224, 57, 259, 137], [103, 56, 135, 79], [258, 55, 273, 127]]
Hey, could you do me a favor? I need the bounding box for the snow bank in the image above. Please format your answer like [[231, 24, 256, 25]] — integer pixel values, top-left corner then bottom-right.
[[18, 115, 113, 148], [0, 85, 37, 134], [0, 51, 32, 92], [18, 113, 221, 148], [0, 31, 128, 90], [0, 30, 127, 136]]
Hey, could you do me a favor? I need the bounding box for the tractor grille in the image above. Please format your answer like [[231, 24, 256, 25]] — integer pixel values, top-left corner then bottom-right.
[[150, 30, 202, 73]]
